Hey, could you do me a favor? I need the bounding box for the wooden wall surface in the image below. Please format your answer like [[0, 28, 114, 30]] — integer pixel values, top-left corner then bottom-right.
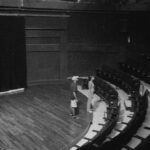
[[25, 12, 128, 85], [0, 2, 150, 86], [0, 0, 19, 7], [25, 15, 68, 85], [0, 10, 149, 85]]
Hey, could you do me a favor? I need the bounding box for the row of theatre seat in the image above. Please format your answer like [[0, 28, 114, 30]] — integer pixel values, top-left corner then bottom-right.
[[117, 55, 150, 150], [94, 77, 118, 106], [77, 77, 119, 150], [96, 65, 140, 95], [95, 65, 149, 150], [134, 134, 150, 150], [119, 60, 150, 84], [75, 65, 149, 150], [99, 91, 148, 150]]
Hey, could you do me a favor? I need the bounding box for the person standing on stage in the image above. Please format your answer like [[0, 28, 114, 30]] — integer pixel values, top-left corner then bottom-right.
[[139, 81, 145, 97], [87, 76, 95, 113], [70, 76, 79, 118]]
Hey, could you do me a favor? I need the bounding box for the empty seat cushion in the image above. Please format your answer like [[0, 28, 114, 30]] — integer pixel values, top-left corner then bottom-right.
[[115, 123, 127, 131], [127, 137, 141, 149], [84, 131, 97, 139], [135, 128, 150, 138], [122, 116, 132, 123], [108, 130, 120, 139], [92, 124, 103, 131], [70, 147, 78, 150], [76, 138, 89, 147]]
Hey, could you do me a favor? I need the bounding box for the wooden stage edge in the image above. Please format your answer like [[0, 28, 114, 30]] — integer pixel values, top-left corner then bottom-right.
[[27, 79, 68, 86], [67, 120, 92, 150], [0, 88, 25, 96]]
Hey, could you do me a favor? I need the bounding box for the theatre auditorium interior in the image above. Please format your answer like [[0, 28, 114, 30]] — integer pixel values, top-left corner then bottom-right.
[[1, 0, 150, 150]]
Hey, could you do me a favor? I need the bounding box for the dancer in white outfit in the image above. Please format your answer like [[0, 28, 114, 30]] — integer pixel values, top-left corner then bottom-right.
[[87, 76, 95, 112]]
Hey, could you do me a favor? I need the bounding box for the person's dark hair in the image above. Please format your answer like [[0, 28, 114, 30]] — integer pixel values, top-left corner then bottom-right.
[[88, 75, 95, 81], [88, 76, 92, 81]]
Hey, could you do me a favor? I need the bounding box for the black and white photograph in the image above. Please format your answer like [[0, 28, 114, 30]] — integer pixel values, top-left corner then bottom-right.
[[0, 0, 150, 150]]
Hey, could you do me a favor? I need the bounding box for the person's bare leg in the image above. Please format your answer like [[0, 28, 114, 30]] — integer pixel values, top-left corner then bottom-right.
[[71, 107, 75, 117]]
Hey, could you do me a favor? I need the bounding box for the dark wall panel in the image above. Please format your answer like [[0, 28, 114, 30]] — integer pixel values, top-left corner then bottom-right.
[[23, 0, 69, 9], [128, 12, 150, 52], [27, 52, 60, 84], [24, 12, 130, 85], [66, 12, 127, 76], [67, 13, 121, 45], [26, 44, 59, 52], [67, 50, 126, 76], [26, 30, 62, 38], [0, 0, 19, 7], [25, 16, 67, 85], [25, 16, 67, 29], [26, 37, 60, 44]]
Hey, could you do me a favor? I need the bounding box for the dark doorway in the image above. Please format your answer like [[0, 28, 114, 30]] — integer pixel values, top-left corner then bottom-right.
[[0, 16, 26, 92]]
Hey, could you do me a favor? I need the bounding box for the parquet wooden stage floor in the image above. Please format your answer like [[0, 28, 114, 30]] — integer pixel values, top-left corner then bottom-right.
[[0, 84, 91, 150]]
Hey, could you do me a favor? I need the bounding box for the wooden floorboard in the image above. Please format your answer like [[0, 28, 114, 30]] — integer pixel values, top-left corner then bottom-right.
[[0, 84, 91, 150]]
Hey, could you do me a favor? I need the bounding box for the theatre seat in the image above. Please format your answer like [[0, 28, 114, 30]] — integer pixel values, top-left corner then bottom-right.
[[135, 128, 150, 139], [126, 137, 142, 149]]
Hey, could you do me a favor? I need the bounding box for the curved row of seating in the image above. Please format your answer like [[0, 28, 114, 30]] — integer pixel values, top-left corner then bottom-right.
[[119, 61, 150, 84], [134, 135, 150, 150], [94, 76, 118, 106], [75, 65, 140, 150], [96, 65, 140, 94], [98, 91, 148, 150], [95, 65, 148, 150], [76, 77, 119, 150], [121, 90, 150, 150], [117, 55, 150, 150], [71, 63, 149, 150]]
